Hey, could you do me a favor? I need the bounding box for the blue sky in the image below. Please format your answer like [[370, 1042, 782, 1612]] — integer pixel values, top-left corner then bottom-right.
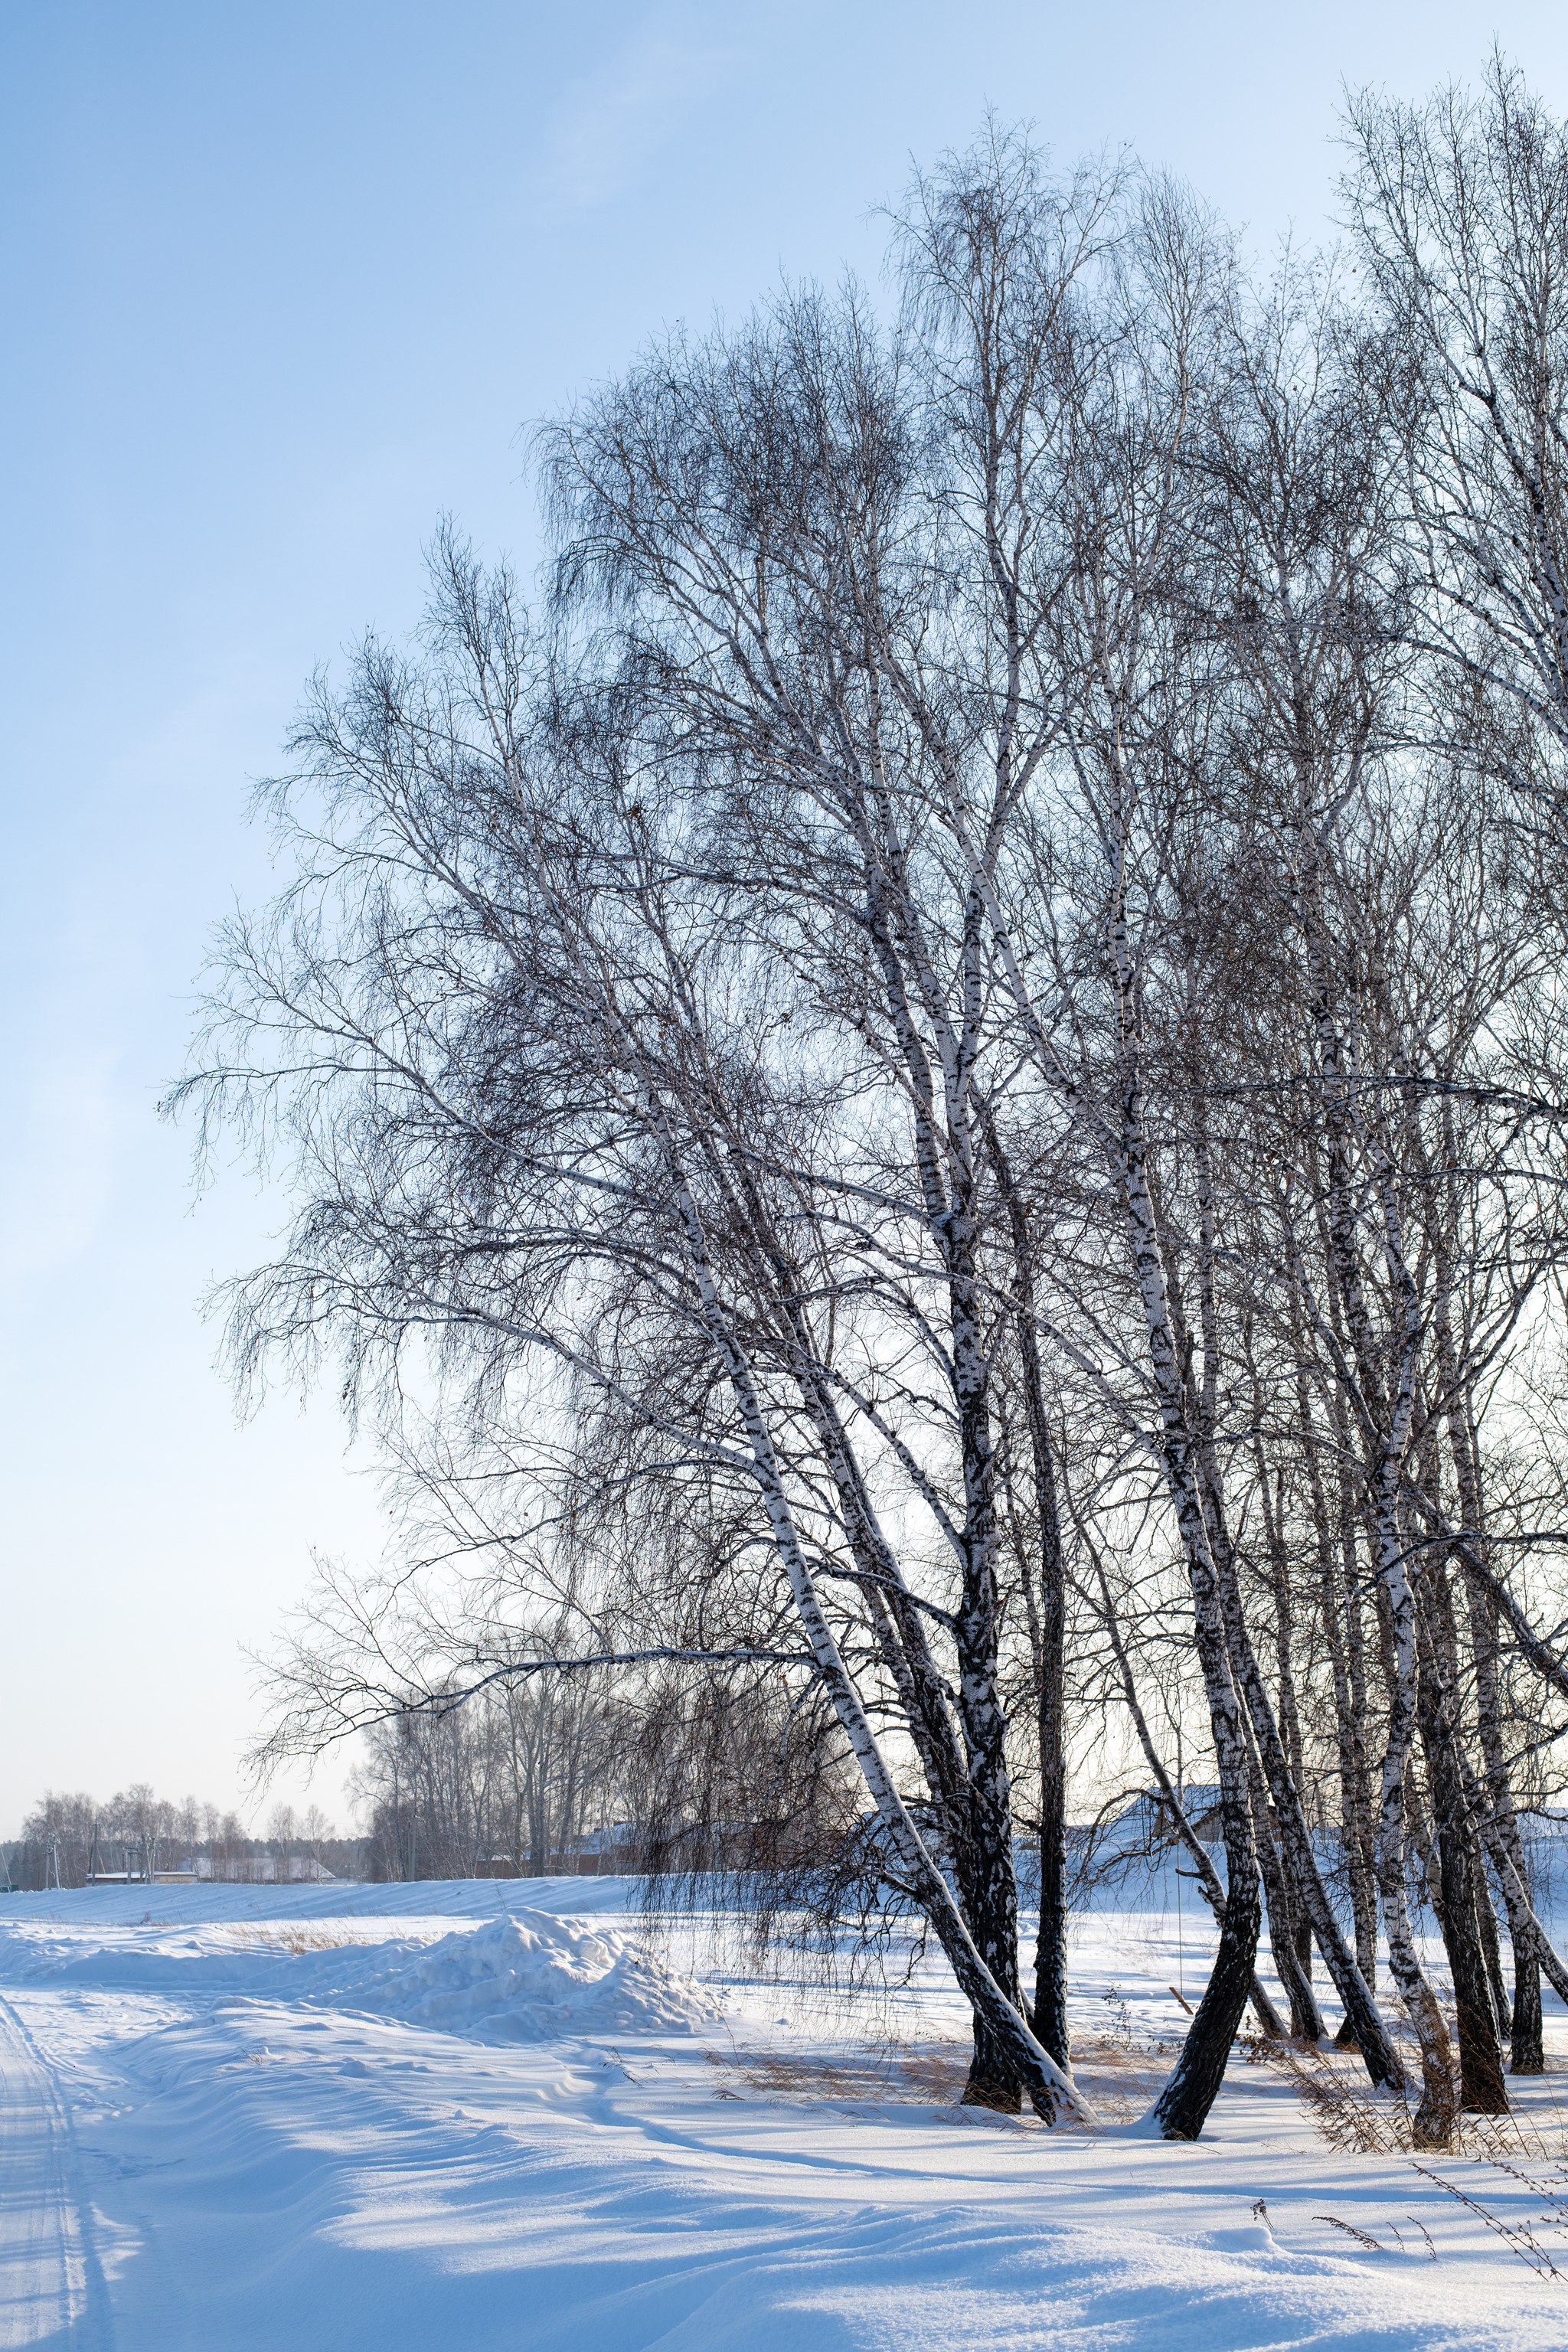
[[3, 0, 1565, 1835]]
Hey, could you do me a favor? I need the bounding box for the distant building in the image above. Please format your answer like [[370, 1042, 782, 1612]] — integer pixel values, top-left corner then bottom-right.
[[1106, 1786, 1223, 1850]]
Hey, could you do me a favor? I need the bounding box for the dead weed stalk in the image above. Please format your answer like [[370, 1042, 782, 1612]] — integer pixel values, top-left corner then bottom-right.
[[1279, 2043, 1568, 2286]]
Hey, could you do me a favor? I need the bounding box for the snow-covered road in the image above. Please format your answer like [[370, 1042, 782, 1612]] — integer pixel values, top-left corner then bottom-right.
[[3, 1880, 1568, 2350], [0, 1991, 114, 2350]]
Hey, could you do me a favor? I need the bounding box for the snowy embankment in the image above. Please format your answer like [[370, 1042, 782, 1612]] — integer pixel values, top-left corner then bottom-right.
[[3, 1877, 1568, 2350]]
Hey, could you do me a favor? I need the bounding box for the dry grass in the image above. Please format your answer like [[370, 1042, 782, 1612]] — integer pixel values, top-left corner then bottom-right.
[[223, 1924, 361, 1957], [704, 2031, 1171, 2125], [1066, 2040, 1172, 2124], [707, 2040, 972, 2110], [1269, 2039, 1568, 2162]]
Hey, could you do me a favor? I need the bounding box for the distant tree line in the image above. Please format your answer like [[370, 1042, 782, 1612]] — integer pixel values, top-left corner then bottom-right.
[[5, 1672, 856, 1893], [4, 1785, 355, 1891]]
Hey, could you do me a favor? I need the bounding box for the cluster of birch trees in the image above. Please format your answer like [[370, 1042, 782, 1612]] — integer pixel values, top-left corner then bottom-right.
[[174, 60, 1568, 2143]]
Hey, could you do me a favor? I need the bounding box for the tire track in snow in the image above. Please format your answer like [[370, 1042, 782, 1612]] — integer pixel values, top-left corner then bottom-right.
[[0, 1991, 116, 2350]]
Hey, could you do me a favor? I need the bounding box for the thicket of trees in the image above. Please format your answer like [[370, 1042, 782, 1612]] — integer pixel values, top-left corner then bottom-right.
[[347, 1664, 854, 1889], [350, 1671, 620, 1879], [172, 59, 1568, 2143]]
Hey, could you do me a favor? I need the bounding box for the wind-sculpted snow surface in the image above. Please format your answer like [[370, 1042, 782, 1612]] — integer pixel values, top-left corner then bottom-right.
[[5, 1877, 1568, 2350]]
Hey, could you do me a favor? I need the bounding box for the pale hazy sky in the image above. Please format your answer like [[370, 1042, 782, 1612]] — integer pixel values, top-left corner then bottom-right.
[[4, 0, 1565, 1838]]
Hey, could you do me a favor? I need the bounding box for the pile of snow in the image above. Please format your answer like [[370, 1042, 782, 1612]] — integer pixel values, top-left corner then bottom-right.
[[0, 1884, 726, 2045], [335, 1912, 719, 2042]]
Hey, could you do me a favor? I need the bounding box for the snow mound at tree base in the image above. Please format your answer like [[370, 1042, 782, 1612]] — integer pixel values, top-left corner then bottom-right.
[[341, 1913, 720, 2042]]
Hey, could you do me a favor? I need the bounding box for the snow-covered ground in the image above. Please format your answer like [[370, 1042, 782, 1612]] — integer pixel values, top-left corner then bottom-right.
[[5, 1873, 1568, 2349]]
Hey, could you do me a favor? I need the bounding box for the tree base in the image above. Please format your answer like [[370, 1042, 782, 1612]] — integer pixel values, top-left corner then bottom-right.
[[960, 2073, 1024, 2114]]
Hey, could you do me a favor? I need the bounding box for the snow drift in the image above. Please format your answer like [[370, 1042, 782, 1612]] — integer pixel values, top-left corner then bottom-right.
[[338, 1912, 719, 2041], [0, 1893, 722, 2045]]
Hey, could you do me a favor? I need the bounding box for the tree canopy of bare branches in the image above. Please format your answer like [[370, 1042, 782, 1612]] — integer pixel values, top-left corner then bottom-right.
[[172, 80, 1568, 2146]]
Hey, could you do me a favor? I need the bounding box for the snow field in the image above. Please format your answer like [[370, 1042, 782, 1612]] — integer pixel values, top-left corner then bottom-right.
[[4, 1877, 1568, 2349]]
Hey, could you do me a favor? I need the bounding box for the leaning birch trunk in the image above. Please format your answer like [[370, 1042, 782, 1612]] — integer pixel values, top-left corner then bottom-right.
[[1410, 1547, 1508, 2114], [1094, 1568, 1286, 2040], [534, 825, 1095, 2128], [1470, 1850, 1514, 2052], [1191, 1152, 1344, 2052], [1112, 974, 1262, 2135], [1449, 1455, 1544, 2066], [656, 1134, 1096, 2127], [1201, 1488, 1401, 2063], [799, 1352, 1035, 2109], [1427, 1128, 1540, 2070], [1368, 1467, 1456, 2145], [1142, 1562, 1262, 2144], [968, 769, 1263, 2135], [1465, 1563, 1544, 2071], [1240, 1710, 1325, 2043], [769, 1328, 990, 1959], [1464, 1764, 1568, 2011], [1297, 874, 1452, 2137], [988, 1125, 1070, 2070], [1194, 1391, 1396, 2074], [1298, 1367, 1380, 2023]]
